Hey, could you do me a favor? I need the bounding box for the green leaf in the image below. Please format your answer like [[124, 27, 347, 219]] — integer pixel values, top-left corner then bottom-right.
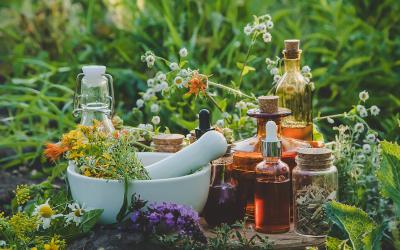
[[116, 175, 129, 222], [313, 123, 325, 142], [79, 209, 103, 233], [377, 141, 400, 216], [236, 62, 255, 76], [325, 201, 376, 250], [326, 237, 351, 250], [340, 56, 371, 72], [362, 224, 386, 250]]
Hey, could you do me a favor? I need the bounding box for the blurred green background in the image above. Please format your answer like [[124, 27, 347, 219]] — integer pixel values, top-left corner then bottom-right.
[[0, 0, 399, 169]]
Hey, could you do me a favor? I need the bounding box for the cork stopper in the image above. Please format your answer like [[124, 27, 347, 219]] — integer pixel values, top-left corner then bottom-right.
[[284, 39, 301, 59], [296, 148, 333, 168], [258, 95, 278, 113], [152, 134, 184, 145]]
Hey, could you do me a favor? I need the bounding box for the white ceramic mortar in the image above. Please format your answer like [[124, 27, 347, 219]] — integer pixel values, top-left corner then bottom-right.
[[67, 152, 211, 224]]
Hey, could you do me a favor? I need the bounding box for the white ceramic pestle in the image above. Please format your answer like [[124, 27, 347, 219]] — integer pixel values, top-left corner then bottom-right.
[[145, 130, 227, 179]]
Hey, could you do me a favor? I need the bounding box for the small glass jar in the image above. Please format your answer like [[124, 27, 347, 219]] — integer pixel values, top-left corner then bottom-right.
[[292, 148, 338, 237]]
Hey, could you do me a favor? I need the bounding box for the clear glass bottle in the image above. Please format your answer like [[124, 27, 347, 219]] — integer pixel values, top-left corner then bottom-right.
[[203, 149, 244, 227], [254, 121, 290, 233], [275, 40, 313, 141], [292, 148, 338, 237], [73, 65, 115, 133]]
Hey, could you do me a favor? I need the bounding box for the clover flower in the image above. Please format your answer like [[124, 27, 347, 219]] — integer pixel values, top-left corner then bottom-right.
[[364, 133, 376, 143], [359, 90, 369, 102], [216, 119, 224, 127], [357, 153, 366, 162], [370, 105, 380, 116], [156, 72, 166, 82], [150, 103, 160, 113], [151, 116, 160, 125], [302, 66, 311, 74], [270, 67, 278, 75], [235, 101, 247, 110], [262, 32, 272, 43], [169, 62, 179, 71], [179, 48, 188, 57], [33, 199, 62, 229], [0, 241, 6, 247], [354, 123, 364, 133], [356, 105, 366, 113], [273, 75, 281, 83], [136, 99, 144, 108], [145, 123, 154, 131], [65, 203, 87, 226], [147, 78, 155, 87], [255, 23, 266, 32], [266, 20, 273, 29], [359, 109, 368, 118]]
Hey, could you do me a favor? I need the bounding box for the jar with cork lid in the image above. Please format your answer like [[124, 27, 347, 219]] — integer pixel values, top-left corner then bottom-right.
[[292, 148, 338, 237]]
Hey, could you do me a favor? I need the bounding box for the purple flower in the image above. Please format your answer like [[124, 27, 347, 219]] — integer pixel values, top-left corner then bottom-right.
[[149, 212, 160, 224], [130, 211, 141, 223]]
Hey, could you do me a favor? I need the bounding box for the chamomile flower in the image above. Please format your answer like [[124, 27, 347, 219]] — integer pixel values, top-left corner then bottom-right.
[[65, 203, 86, 226], [362, 144, 372, 154], [151, 116, 160, 125], [169, 62, 179, 71], [370, 105, 380, 116], [174, 76, 185, 88], [33, 199, 62, 229], [179, 48, 188, 57], [150, 103, 160, 113], [244, 24, 253, 35], [354, 123, 364, 133], [136, 99, 144, 108], [262, 32, 272, 43], [359, 90, 369, 102]]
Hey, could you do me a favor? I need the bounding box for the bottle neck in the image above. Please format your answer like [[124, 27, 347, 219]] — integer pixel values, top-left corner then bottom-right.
[[284, 58, 301, 72]]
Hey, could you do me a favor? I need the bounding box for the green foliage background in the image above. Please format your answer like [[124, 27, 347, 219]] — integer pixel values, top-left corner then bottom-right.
[[0, 0, 399, 169]]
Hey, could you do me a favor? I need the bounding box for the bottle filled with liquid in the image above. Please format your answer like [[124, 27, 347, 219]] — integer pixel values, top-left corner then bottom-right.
[[255, 121, 290, 233], [74, 65, 115, 133], [275, 40, 313, 141]]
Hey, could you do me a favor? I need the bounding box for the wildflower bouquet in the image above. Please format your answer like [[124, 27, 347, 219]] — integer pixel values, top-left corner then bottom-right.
[[44, 121, 149, 181]]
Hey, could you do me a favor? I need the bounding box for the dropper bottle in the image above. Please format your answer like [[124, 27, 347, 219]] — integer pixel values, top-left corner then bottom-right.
[[254, 121, 290, 233]]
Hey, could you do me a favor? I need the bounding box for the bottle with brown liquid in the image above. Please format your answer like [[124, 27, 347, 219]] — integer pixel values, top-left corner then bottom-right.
[[255, 121, 290, 233], [275, 40, 313, 141], [232, 96, 291, 221]]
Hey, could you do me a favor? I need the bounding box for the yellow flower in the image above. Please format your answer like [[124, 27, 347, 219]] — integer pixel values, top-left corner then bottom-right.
[[31, 248, 38, 250], [9, 212, 38, 241], [44, 236, 65, 250], [15, 184, 30, 206], [102, 152, 111, 161]]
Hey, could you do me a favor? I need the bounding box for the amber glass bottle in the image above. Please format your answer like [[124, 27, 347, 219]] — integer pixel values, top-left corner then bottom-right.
[[254, 121, 290, 233], [275, 40, 313, 141]]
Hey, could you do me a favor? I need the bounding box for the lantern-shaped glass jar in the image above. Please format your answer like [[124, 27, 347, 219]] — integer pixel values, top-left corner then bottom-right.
[[73, 65, 115, 133], [292, 148, 338, 237]]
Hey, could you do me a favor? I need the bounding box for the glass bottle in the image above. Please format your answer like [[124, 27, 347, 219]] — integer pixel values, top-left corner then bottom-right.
[[293, 148, 338, 237], [232, 105, 291, 222], [255, 121, 290, 233], [275, 40, 313, 141], [203, 148, 244, 227], [73, 65, 115, 133]]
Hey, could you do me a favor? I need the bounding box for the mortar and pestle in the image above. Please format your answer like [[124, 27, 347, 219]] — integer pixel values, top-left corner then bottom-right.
[[67, 130, 228, 224]]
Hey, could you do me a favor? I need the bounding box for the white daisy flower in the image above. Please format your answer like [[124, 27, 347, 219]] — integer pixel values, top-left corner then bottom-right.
[[216, 119, 224, 127], [145, 55, 155, 68], [136, 99, 144, 108], [235, 101, 247, 110], [156, 73, 166, 82], [365, 133, 376, 143], [151, 116, 160, 125], [270, 67, 279, 75], [145, 123, 153, 131], [179, 48, 188, 57], [262, 32, 272, 43], [302, 66, 311, 74], [174, 76, 185, 88], [359, 109, 368, 118], [66, 203, 87, 226], [169, 62, 179, 71], [150, 103, 160, 113], [362, 144, 371, 154], [370, 105, 380, 116], [147, 78, 155, 87], [33, 199, 62, 229], [243, 24, 253, 35], [266, 20, 273, 29], [359, 90, 369, 102], [354, 123, 364, 133]]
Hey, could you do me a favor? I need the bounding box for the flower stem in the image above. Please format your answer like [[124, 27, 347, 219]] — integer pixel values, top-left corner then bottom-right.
[[237, 35, 256, 89], [208, 81, 255, 100], [206, 92, 233, 124]]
